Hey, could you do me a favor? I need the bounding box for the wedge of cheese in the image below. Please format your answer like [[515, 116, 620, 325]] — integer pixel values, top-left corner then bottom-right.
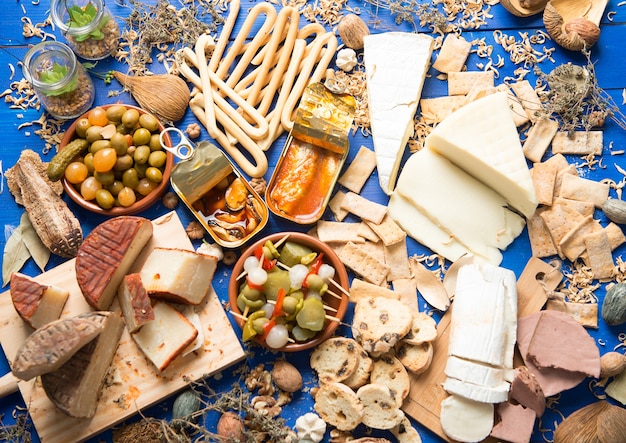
[[394, 148, 525, 265], [364, 32, 434, 195], [10, 272, 69, 329], [426, 91, 538, 218]]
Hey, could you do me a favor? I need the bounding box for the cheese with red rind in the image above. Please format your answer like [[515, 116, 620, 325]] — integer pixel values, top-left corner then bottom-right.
[[76, 216, 153, 310], [11, 314, 104, 381], [10, 272, 69, 329], [41, 311, 124, 418], [118, 273, 154, 333]]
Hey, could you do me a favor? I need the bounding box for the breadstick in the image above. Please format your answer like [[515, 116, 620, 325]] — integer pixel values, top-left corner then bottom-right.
[[208, 0, 240, 72]]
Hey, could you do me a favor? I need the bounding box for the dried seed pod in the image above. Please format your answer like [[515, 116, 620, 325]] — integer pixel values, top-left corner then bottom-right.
[[216, 411, 245, 442], [602, 199, 626, 224], [599, 352, 626, 378]]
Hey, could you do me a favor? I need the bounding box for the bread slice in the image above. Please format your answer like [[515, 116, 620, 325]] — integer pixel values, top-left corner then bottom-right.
[[118, 273, 154, 333], [370, 355, 410, 406], [310, 337, 360, 384], [131, 301, 198, 372], [40, 311, 124, 418], [356, 383, 405, 430], [10, 272, 69, 329], [11, 313, 105, 381], [343, 341, 373, 389], [403, 312, 437, 345], [391, 416, 423, 443], [396, 340, 433, 375], [314, 382, 363, 431], [76, 216, 153, 310], [139, 248, 217, 305]]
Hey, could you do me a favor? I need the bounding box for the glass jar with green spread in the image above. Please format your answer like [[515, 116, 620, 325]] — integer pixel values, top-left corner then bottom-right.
[[22, 41, 95, 119], [50, 0, 120, 60]]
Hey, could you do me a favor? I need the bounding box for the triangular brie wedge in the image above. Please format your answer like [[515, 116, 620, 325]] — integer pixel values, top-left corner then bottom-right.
[[364, 32, 433, 195], [425, 91, 538, 218]]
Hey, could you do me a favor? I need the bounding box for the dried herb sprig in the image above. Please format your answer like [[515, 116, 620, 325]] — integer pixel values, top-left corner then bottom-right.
[[0, 409, 33, 443], [535, 49, 626, 134]]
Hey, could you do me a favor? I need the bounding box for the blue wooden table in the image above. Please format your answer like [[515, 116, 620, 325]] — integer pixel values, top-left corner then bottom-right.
[[1, 0, 625, 441]]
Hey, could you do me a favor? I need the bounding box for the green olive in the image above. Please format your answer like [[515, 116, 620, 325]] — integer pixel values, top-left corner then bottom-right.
[[145, 167, 163, 183], [139, 113, 159, 132], [94, 170, 115, 186], [122, 168, 139, 189], [282, 296, 299, 315], [148, 150, 167, 168], [305, 274, 327, 294], [121, 108, 140, 128], [136, 178, 157, 196], [237, 293, 265, 311], [252, 317, 270, 335], [90, 139, 112, 154], [133, 145, 151, 165], [149, 133, 162, 151], [110, 132, 129, 155], [241, 284, 263, 301], [83, 153, 95, 173], [106, 180, 124, 196], [105, 104, 127, 122], [114, 154, 134, 171], [133, 127, 152, 146], [75, 118, 91, 138], [95, 188, 115, 209], [134, 161, 148, 178], [85, 125, 104, 143]]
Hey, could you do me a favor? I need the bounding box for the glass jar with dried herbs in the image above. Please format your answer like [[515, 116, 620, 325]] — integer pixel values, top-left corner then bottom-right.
[[50, 0, 120, 60], [22, 41, 95, 119]]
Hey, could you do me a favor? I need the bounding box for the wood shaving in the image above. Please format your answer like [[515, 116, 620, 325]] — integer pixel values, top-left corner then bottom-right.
[[493, 29, 556, 67], [301, 0, 349, 25]]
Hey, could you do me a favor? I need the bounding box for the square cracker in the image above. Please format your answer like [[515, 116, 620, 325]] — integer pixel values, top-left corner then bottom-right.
[[365, 215, 406, 246], [523, 117, 559, 163], [532, 161, 558, 206], [338, 146, 377, 194], [583, 230, 615, 280], [384, 240, 411, 281], [337, 241, 390, 286], [527, 208, 558, 258], [432, 34, 472, 73], [328, 190, 349, 221], [558, 215, 601, 261], [559, 174, 610, 207], [539, 203, 585, 258], [349, 278, 399, 304], [391, 278, 419, 314], [510, 80, 542, 122], [448, 71, 494, 95], [552, 131, 603, 156], [317, 221, 365, 244], [420, 96, 467, 124], [340, 192, 387, 224]]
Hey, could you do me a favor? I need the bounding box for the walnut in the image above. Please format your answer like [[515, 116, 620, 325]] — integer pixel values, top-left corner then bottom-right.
[[249, 177, 267, 196], [245, 364, 274, 396], [223, 250, 238, 266], [185, 221, 205, 240], [251, 395, 281, 417], [275, 390, 292, 407], [329, 429, 354, 443], [162, 191, 179, 209], [185, 122, 201, 139]]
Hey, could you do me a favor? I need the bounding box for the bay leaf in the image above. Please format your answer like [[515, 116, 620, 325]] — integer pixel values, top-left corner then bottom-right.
[[2, 224, 31, 287], [19, 212, 50, 272]]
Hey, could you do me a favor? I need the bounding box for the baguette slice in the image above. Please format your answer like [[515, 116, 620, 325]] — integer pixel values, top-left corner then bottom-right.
[[76, 216, 153, 310], [41, 311, 124, 418], [356, 383, 405, 430], [118, 273, 154, 333], [131, 301, 198, 371], [11, 313, 105, 381], [139, 248, 217, 305], [10, 272, 69, 329]]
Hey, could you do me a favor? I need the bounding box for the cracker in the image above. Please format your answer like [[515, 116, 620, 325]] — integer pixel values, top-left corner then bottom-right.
[[510, 79, 542, 122], [523, 117, 559, 163], [340, 192, 387, 224], [384, 240, 411, 281], [532, 160, 557, 206], [559, 174, 610, 207], [357, 222, 380, 243], [432, 34, 472, 73], [539, 203, 585, 258], [391, 416, 423, 443], [554, 164, 578, 197], [419, 95, 467, 124], [365, 214, 406, 246], [558, 215, 601, 261], [553, 196, 595, 217], [317, 221, 365, 244], [349, 278, 399, 304], [546, 299, 598, 329], [403, 312, 438, 345], [391, 278, 419, 314], [527, 208, 558, 258], [448, 71, 494, 95], [338, 145, 377, 194], [328, 190, 349, 221], [360, 239, 386, 264], [552, 131, 603, 156], [606, 222, 626, 250], [496, 83, 529, 127], [583, 229, 616, 280], [337, 241, 390, 286], [396, 341, 434, 374]]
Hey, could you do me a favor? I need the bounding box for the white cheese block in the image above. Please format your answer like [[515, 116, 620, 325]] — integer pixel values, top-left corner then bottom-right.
[[140, 247, 217, 305], [181, 306, 204, 357], [444, 355, 513, 388], [394, 149, 525, 265], [440, 394, 494, 442], [364, 32, 434, 195], [442, 377, 510, 403], [426, 91, 538, 218], [448, 262, 518, 368], [132, 301, 198, 372]]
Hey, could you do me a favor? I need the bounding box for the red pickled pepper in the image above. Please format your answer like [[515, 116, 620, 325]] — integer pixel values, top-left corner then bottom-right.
[[302, 252, 325, 288], [253, 245, 276, 270]]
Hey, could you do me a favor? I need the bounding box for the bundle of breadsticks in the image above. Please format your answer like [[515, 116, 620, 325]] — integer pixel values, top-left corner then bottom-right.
[[177, 0, 338, 177]]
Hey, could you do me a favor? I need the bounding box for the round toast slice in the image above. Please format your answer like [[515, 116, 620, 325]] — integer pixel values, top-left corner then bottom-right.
[[310, 337, 360, 384], [314, 382, 363, 431]]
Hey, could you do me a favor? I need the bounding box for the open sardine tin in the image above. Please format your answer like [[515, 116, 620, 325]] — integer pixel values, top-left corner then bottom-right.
[[266, 81, 356, 224], [169, 140, 269, 248]]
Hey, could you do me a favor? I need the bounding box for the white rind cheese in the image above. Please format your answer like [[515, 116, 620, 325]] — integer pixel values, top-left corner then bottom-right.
[[444, 355, 513, 388], [440, 395, 494, 442], [364, 32, 434, 195], [426, 91, 538, 218], [442, 377, 510, 404], [394, 148, 525, 265]]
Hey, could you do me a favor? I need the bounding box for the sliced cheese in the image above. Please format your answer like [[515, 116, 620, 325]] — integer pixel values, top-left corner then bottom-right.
[[440, 394, 494, 442], [426, 91, 538, 218], [10, 272, 69, 329], [444, 356, 513, 388], [394, 149, 525, 265], [442, 377, 510, 403], [364, 32, 434, 195]]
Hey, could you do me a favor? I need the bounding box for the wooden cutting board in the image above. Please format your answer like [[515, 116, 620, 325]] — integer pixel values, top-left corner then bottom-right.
[[0, 211, 246, 443], [402, 257, 563, 441]]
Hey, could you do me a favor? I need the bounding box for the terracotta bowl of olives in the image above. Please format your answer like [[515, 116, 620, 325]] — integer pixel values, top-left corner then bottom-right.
[[228, 232, 350, 352], [58, 104, 174, 216]]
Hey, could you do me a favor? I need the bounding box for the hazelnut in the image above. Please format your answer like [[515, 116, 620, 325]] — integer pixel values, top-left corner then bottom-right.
[[223, 250, 238, 266], [185, 122, 201, 139], [216, 411, 245, 442], [337, 14, 370, 50], [271, 360, 303, 393], [162, 191, 179, 209], [185, 221, 205, 240]]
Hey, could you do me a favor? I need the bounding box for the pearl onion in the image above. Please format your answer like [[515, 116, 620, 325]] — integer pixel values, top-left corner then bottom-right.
[[265, 323, 289, 348], [247, 267, 267, 286], [261, 302, 274, 318], [317, 263, 335, 282], [243, 256, 260, 273], [289, 264, 309, 289]]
